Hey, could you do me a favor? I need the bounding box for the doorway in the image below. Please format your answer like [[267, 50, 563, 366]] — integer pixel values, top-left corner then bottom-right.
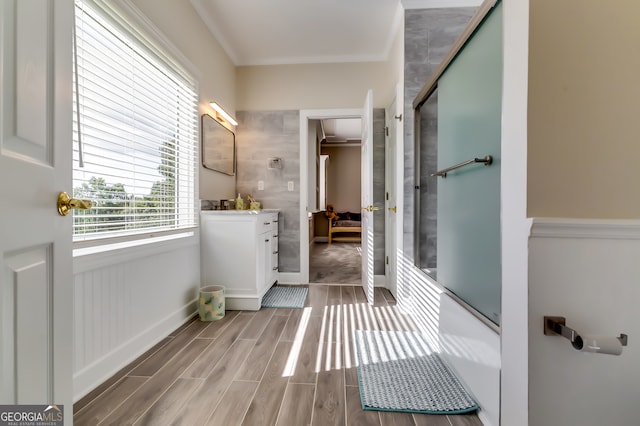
[[309, 117, 363, 284], [299, 109, 363, 285]]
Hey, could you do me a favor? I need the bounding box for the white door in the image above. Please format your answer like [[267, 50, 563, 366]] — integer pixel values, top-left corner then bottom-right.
[[385, 96, 398, 299], [361, 90, 374, 304], [0, 0, 74, 423]]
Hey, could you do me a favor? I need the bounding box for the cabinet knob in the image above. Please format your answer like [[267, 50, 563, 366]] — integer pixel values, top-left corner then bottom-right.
[[264, 222, 270, 225], [272, 267, 278, 271], [274, 220, 279, 223], [273, 234, 278, 238], [265, 239, 270, 242], [273, 251, 278, 254]]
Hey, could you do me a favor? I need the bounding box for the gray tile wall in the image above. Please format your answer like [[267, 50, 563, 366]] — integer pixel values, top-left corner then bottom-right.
[[235, 109, 387, 276], [235, 110, 300, 273], [403, 8, 477, 265]]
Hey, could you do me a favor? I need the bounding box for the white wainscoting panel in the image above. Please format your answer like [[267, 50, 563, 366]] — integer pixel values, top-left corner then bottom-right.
[[72, 237, 200, 401], [529, 218, 640, 426]]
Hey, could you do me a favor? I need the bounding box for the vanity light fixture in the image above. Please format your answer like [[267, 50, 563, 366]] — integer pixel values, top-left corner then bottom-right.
[[209, 101, 238, 126]]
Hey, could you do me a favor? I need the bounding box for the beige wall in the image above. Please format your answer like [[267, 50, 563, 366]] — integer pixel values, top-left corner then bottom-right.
[[237, 60, 398, 110], [527, 0, 640, 218], [132, 0, 237, 201], [323, 146, 361, 212]]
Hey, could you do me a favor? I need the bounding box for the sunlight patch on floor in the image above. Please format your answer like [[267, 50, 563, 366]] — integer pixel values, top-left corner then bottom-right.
[[281, 306, 312, 377]]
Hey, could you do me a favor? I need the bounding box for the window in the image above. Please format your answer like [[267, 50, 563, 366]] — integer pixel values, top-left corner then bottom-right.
[[73, 0, 198, 243]]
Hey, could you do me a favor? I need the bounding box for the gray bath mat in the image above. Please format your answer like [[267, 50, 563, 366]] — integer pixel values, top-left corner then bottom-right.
[[261, 286, 308, 308], [354, 330, 478, 414]]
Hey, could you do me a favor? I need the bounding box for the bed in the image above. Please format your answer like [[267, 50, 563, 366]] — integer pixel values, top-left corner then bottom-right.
[[328, 212, 362, 243]]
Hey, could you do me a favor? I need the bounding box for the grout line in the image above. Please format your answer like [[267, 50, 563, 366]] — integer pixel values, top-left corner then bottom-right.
[[244, 315, 282, 383], [310, 362, 319, 425], [234, 378, 261, 426], [272, 379, 290, 426], [116, 337, 216, 425], [74, 333, 175, 416], [94, 379, 149, 426]]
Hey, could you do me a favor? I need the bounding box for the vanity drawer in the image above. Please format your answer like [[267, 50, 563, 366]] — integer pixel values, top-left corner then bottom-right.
[[259, 214, 278, 234]]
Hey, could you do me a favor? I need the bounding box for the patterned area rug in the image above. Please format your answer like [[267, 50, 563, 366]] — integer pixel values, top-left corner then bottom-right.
[[261, 286, 308, 308], [354, 330, 478, 414]]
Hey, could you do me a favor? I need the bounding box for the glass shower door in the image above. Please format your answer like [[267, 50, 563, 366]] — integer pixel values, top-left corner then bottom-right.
[[436, 2, 503, 325]]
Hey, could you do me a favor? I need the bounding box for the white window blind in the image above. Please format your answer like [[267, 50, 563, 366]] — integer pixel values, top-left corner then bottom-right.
[[73, 0, 198, 242]]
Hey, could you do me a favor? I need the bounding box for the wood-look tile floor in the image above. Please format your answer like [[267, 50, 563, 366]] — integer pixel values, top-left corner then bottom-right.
[[74, 285, 482, 426]]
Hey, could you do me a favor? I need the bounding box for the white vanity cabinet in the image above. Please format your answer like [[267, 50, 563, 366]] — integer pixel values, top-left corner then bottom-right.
[[200, 210, 279, 310]]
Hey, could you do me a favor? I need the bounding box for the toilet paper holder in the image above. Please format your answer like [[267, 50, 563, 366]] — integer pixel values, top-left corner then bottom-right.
[[544, 316, 628, 352]]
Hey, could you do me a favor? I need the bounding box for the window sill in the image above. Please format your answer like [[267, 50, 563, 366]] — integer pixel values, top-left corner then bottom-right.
[[73, 230, 199, 274]]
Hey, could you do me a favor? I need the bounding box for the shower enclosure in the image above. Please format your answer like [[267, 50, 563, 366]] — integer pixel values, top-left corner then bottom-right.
[[414, 1, 503, 326]]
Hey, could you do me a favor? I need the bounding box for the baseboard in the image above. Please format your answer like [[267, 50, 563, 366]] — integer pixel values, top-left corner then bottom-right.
[[73, 299, 197, 401], [277, 273, 385, 286], [277, 272, 303, 284], [314, 236, 328, 243], [225, 294, 261, 310], [374, 274, 386, 287], [477, 410, 494, 426]]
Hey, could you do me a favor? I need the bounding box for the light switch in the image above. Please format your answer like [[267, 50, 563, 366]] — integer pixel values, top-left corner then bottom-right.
[[287, 181, 294, 191], [258, 180, 264, 190]]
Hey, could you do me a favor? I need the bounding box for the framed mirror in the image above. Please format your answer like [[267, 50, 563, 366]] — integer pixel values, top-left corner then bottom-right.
[[202, 113, 235, 175]]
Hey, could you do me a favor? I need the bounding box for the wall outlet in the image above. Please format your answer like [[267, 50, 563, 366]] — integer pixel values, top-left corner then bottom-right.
[[258, 180, 264, 191], [287, 181, 294, 191]]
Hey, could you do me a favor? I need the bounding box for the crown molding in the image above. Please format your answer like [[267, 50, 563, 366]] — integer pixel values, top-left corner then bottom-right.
[[190, 0, 241, 65]]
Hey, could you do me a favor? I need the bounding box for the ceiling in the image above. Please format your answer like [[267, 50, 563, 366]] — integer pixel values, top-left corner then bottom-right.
[[321, 119, 362, 145], [190, 0, 403, 66]]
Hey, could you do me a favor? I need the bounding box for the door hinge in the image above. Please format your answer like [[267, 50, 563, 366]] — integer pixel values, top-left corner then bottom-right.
[[385, 126, 389, 136], [386, 256, 389, 265]]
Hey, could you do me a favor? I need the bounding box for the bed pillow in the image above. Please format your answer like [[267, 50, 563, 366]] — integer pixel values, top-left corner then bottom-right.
[[349, 212, 361, 221]]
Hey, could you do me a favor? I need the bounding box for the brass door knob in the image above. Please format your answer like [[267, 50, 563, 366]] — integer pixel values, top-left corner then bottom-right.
[[388, 206, 397, 213], [57, 192, 92, 216], [362, 205, 380, 212]]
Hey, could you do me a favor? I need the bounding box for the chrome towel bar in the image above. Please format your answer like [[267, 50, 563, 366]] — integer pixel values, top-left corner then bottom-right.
[[431, 155, 493, 178]]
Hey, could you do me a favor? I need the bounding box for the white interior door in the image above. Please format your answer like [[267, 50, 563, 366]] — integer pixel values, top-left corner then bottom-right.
[[361, 90, 374, 304], [0, 0, 74, 422], [385, 96, 398, 299]]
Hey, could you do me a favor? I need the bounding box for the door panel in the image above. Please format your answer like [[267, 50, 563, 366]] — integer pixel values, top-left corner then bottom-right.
[[4, 247, 52, 402], [0, 0, 73, 420], [385, 89, 399, 299], [361, 90, 374, 304]]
